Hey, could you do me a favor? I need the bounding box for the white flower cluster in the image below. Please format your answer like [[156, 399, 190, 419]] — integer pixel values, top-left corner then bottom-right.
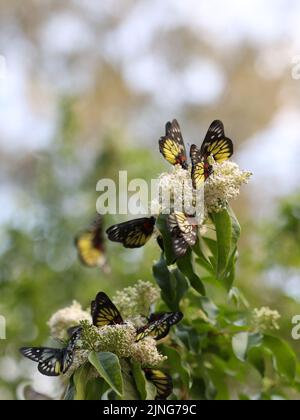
[[204, 161, 252, 214], [92, 323, 166, 366], [252, 306, 281, 332], [47, 301, 91, 340], [151, 166, 197, 217], [47, 281, 166, 376], [66, 322, 166, 377], [151, 161, 251, 219], [113, 280, 160, 320]]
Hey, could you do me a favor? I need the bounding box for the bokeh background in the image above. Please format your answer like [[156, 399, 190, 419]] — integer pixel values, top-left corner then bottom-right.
[[1, 0, 300, 400]]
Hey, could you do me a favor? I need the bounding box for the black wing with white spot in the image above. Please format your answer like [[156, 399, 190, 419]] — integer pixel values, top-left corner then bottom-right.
[[200, 120, 233, 162], [91, 292, 123, 327], [20, 347, 64, 377]]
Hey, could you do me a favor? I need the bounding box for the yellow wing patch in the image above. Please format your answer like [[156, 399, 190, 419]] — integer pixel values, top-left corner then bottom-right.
[[159, 119, 188, 169]]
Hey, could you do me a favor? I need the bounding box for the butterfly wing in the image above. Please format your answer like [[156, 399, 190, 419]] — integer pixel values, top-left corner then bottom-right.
[[171, 227, 189, 259], [144, 369, 173, 400], [136, 316, 170, 342], [38, 349, 64, 377], [168, 214, 192, 258], [159, 119, 188, 169], [200, 120, 233, 163], [174, 212, 197, 246], [190, 144, 213, 189], [20, 347, 64, 377], [75, 215, 106, 267], [106, 217, 156, 248], [92, 292, 123, 327], [62, 328, 82, 374], [136, 312, 183, 341]]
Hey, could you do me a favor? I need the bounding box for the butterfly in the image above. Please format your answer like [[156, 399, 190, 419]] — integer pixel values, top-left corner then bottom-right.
[[168, 212, 198, 258], [144, 368, 173, 400], [91, 292, 123, 327], [136, 311, 183, 342], [75, 215, 107, 268], [190, 120, 233, 189], [159, 119, 188, 169], [20, 328, 82, 377], [190, 145, 213, 190], [106, 216, 156, 248]]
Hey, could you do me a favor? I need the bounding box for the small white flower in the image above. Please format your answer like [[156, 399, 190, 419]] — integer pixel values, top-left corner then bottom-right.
[[204, 161, 252, 214], [47, 301, 91, 340], [151, 161, 251, 219], [252, 306, 281, 332], [113, 280, 160, 320]]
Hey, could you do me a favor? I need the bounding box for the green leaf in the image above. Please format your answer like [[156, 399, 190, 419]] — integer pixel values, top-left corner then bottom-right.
[[153, 257, 188, 310], [228, 287, 249, 308], [131, 361, 156, 400], [199, 297, 219, 321], [211, 210, 232, 280], [88, 351, 124, 397], [176, 325, 201, 353], [232, 332, 249, 362], [228, 206, 241, 245], [195, 257, 215, 275], [156, 214, 176, 265], [202, 237, 218, 267], [193, 239, 215, 275], [85, 378, 109, 401], [119, 359, 140, 400], [176, 249, 206, 295], [248, 347, 265, 376], [210, 207, 241, 289], [263, 335, 297, 381], [160, 345, 191, 388], [73, 364, 91, 400]]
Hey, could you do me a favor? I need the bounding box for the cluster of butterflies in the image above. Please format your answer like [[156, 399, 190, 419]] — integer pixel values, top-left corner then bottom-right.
[[20, 292, 182, 399], [159, 119, 233, 189], [159, 119, 233, 257], [75, 119, 233, 261]]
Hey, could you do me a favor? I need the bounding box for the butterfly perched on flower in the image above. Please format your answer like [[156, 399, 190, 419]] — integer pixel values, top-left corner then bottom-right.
[[168, 212, 198, 258], [144, 368, 173, 400], [190, 120, 233, 189], [159, 119, 188, 169], [20, 328, 82, 377], [75, 215, 107, 269], [106, 216, 156, 248], [136, 311, 183, 342], [91, 291, 123, 327], [190, 145, 213, 190]]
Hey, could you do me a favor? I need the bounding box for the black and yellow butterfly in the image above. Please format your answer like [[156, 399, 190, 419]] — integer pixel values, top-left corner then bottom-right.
[[159, 119, 188, 169], [91, 292, 123, 327], [168, 212, 198, 258], [190, 145, 213, 189], [20, 328, 82, 377], [190, 120, 233, 189], [75, 215, 107, 269], [136, 311, 183, 342], [106, 216, 156, 248], [144, 368, 173, 400]]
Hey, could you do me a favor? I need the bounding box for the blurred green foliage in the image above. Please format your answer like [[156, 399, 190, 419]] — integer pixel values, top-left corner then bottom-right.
[[0, 100, 165, 398]]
